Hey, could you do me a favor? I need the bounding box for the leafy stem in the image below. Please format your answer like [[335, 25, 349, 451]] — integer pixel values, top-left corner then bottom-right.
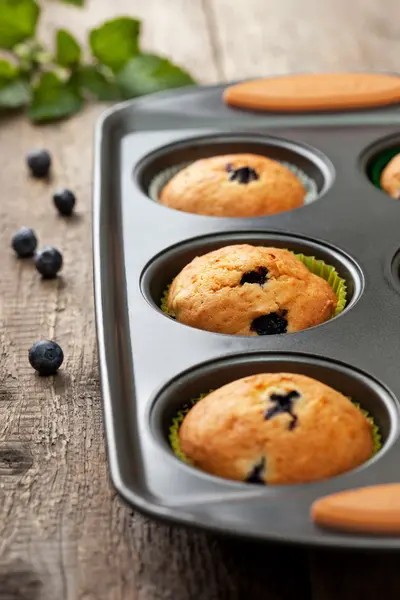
[[0, 0, 196, 123]]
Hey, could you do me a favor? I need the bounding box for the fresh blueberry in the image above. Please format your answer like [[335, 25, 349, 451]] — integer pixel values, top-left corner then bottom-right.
[[250, 311, 288, 336], [240, 266, 268, 285], [29, 340, 64, 375], [11, 227, 37, 258], [228, 166, 259, 184], [26, 149, 51, 179], [53, 189, 76, 216], [34, 246, 63, 278]]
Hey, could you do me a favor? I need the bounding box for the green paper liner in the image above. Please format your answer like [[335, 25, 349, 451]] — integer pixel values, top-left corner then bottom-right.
[[293, 253, 346, 317], [160, 252, 348, 319], [353, 402, 382, 456], [149, 160, 319, 205], [168, 393, 382, 468], [368, 147, 400, 190]]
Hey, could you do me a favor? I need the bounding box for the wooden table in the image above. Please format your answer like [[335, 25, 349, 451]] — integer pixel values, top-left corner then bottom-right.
[[1, 1, 399, 598]]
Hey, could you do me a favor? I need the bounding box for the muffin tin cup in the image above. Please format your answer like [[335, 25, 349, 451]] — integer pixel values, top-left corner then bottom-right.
[[140, 231, 363, 329], [149, 352, 399, 486], [362, 133, 400, 192], [148, 160, 319, 205], [386, 246, 400, 295], [94, 80, 400, 549], [136, 133, 335, 215]]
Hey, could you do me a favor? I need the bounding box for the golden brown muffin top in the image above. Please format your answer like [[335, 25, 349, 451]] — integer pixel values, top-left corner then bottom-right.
[[179, 373, 373, 485], [168, 245, 338, 335], [159, 154, 306, 217]]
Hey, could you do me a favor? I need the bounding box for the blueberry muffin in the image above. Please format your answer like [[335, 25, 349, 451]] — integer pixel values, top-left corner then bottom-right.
[[159, 154, 306, 217], [380, 152, 400, 198], [167, 245, 338, 335], [179, 373, 374, 485]]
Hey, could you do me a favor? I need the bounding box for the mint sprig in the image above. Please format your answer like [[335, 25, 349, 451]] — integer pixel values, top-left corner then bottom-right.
[[58, 0, 85, 5], [56, 29, 81, 68], [0, 0, 40, 50], [0, 1, 196, 123], [89, 18, 141, 73], [117, 53, 195, 99], [28, 71, 82, 123]]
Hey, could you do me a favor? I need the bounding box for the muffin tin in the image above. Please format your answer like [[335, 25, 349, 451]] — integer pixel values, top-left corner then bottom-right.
[[93, 80, 400, 549]]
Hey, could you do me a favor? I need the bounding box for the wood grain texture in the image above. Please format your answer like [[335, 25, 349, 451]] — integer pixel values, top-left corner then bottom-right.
[[0, 0, 399, 599], [207, 0, 400, 80], [309, 551, 400, 600], [40, 0, 219, 84]]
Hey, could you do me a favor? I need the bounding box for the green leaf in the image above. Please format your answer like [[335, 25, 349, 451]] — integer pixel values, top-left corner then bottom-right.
[[89, 17, 141, 72], [58, 0, 84, 5], [56, 29, 81, 67], [116, 53, 195, 99], [0, 79, 30, 108], [78, 65, 120, 101], [28, 71, 83, 123], [0, 0, 40, 49], [0, 59, 18, 81]]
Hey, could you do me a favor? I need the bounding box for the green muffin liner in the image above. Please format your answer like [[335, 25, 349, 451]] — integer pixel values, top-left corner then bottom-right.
[[161, 284, 174, 317], [168, 393, 382, 467], [353, 402, 382, 456], [368, 147, 400, 190], [293, 253, 347, 317], [160, 252, 347, 319], [149, 160, 319, 205]]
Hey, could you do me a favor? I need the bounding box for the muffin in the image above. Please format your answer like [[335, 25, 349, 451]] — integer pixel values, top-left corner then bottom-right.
[[167, 245, 338, 335], [159, 154, 306, 217], [179, 373, 374, 485], [380, 152, 400, 198]]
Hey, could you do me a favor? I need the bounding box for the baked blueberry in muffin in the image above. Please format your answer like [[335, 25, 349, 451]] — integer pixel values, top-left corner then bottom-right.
[[159, 154, 306, 217], [179, 373, 374, 485], [167, 245, 338, 335]]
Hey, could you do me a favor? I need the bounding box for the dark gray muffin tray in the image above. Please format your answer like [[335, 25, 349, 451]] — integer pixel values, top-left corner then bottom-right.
[[93, 82, 400, 550]]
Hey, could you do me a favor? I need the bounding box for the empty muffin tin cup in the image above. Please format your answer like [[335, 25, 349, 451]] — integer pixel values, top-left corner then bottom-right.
[[136, 134, 334, 210], [141, 232, 364, 333], [149, 353, 399, 486]]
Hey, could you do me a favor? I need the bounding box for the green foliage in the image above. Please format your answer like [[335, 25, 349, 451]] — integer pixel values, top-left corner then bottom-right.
[[0, 0, 40, 49], [77, 65, 120, 101], [0, 58, 19, 80], [56, 29, 81, 67], [0, 0, 196, 123], [89, 18, 140, 72], [0, 80, 31, 109], [28, 71, 82, 122], [58, 0, 84, 5], [117, 53, 195, 99]]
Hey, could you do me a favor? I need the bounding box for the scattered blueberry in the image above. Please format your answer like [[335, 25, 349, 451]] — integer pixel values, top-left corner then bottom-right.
[[240, 266, 268, 286], [228, 166, 259, 184], [250, 311, 288, 335], [29, 340, 64, 376], [34, 246, 63, 278], [265, 390, 300, 430], [245, 457, 266, 484], [26, 149, 51, 179], [11, 227, 37, 258], [53, 188, 76, 216]]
